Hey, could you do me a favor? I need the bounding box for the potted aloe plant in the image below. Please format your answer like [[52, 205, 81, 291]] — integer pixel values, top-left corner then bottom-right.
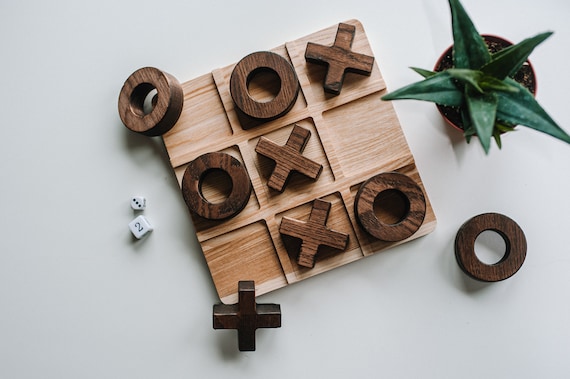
[[382, 0, 570, 154]]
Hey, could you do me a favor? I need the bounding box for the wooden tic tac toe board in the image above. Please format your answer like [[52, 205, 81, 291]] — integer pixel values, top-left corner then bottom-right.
[[161, 20, 436, 304]]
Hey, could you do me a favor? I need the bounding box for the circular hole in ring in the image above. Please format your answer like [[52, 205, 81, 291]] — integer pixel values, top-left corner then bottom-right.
[[474, 230, 507, 265], [130, 83, 157, 116], [247, 67, 281, 103], [199, 168, 233, 204], [373, 189, 410, 225]]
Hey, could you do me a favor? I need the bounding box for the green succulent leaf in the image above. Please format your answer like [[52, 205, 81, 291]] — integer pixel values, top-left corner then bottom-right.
[[493, 123, 517, 149], [449, 0, 490, 69], [462, 108, 475, 143], [478, 75, 519, 93], [465, 87, 498, 153], [496, 78, 570, 143], [495, 122, 516, 133], [446, 69, 519, 94], [410, 67, 436, 78], [447, 69, 484, 93], [482, 32, 553, 80], [381, 71, 463, 106], [381, 0, 568, 153], [493, 129, 503, 149]]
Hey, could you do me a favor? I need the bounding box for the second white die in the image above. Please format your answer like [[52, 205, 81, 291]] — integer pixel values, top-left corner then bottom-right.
[[129, 215, 153, 239]]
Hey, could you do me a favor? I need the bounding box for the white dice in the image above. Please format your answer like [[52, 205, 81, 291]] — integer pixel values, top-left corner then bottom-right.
[[131, 196, 146, 210], [129, 215, 153, 239]]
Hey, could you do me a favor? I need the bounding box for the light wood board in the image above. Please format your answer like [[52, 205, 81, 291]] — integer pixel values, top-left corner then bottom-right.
[[162, 20, 436, 304]]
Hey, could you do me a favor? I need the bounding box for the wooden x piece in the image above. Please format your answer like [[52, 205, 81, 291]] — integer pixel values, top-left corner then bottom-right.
[[305, 23, 375, 95], [213, 281, 281, 351], [255, 124, 322, 192], [280, 199, 349, 268]]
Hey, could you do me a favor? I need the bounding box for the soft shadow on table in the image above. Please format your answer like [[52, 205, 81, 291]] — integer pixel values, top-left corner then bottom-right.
[[122, 126, 174, 175], [121, 123, 221, 295], [212, 329, 279, 360], [214, 330, 242, 360], [440, 233, 494, 294], [437, 116, 472, 164]]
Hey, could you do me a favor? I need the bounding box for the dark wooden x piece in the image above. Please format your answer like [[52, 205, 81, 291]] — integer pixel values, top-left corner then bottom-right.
[[280, 199, 349, 268], [305, 22, 375, 95], [255, 124, 322, 192], [213, 281, 281, 352]]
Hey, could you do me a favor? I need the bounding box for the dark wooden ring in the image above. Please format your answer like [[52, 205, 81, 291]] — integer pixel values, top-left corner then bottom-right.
[[455, 213, 527, 282], [354, 172, 426, 241], [181, 152, 252, 220], [118, 67, 183, 136], [230, 51, 300, 120]]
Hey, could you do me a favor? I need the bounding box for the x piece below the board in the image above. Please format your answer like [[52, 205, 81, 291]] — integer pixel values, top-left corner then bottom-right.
[[305, 22, 375, 95], [213, 281, 281, 351], [255, 124, 322, 192], [280, 199, 349, 268]]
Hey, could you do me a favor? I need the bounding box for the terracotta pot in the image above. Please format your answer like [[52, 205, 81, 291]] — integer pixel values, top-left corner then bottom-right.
[[433, 34, 537, 132]]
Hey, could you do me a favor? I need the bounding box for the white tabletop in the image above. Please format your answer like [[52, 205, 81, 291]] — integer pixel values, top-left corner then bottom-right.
[[1, 0, 569, 377]]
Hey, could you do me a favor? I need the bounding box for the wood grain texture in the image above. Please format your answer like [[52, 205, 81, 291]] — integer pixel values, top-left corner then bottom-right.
[[275, 192, 362, 280], [354, 172, 426, 242], [455, 213, 527, 282], [155, 20, 436, 303], [230, 51, 300, 124], [279, 198, 349, 268], [255, 124, 322, 192], [213, 281, 281, 351], [181, 152, 252, 220], [305, 23, 374, 95], [202, 221, 287, 305], [118, 67, 183, 136]]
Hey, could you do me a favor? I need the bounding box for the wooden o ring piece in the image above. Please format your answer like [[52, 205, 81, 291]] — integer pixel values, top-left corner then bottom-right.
[[118, 67, 183, 136], [230, 51, 300, 121], [455, 213, 527, 282], [354, 172, 426, 242], [181, 152, 252, 220]]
